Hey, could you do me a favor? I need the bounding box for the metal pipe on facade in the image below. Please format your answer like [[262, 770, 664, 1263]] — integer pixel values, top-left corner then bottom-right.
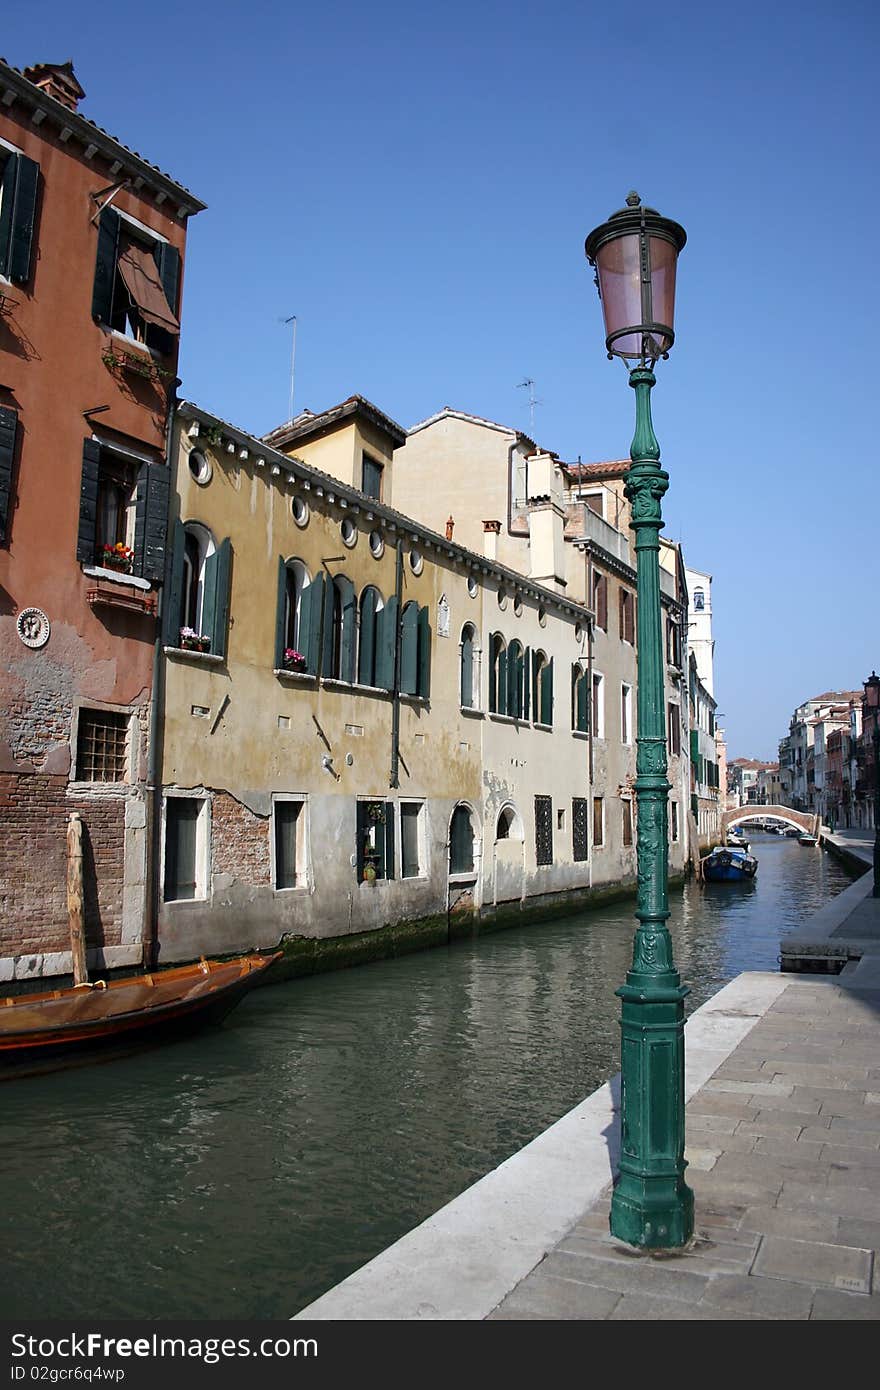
[[389, 539, 404, 789]]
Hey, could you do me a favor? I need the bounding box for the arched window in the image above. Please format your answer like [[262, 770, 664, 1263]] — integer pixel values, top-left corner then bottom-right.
[[460, 623, 478, 708], [358, 587, 384, 687], [450, 804, 475, 874], [324, 574, 356, 681], [495, 805, 522, 841], [693, 587, 705, 611], [572, 663, 589, 732], [489, 633, 506, 714], [283, 560, 310, 655], [181, 523, 215, 635], [533, 650, 553, 726]]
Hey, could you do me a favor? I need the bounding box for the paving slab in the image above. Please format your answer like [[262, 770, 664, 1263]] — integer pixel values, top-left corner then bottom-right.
[[753, 1235, 873, 1294]]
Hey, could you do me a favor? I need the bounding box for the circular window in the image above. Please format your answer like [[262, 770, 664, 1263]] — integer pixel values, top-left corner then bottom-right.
[[538, 607, 547, 628], [497, 588, 508, 611], [369, 529, 384, 559], [341, 517, 357, 548], [409, 548, 423, 575], [513, 596, 523, 617], [467, 575, 478, 598], [188, 449, 212, 485], [292, 495, 310, 528]]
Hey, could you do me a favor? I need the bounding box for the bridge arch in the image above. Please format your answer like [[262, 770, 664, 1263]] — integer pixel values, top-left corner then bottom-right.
[[721, 805, 820, 836]]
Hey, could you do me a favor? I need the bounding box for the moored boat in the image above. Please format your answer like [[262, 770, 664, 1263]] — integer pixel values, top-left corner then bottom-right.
[[702, 846, 758, 882], [0, 952, 281, 1075], [798, 834, 818, 846]]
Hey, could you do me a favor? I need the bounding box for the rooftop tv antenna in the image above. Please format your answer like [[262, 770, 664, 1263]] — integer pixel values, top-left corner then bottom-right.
[[281, 314, 297, 422], [516, 377, 542, 437]]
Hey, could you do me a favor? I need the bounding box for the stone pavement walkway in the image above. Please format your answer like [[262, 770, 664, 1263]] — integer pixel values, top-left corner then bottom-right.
[[490, 968, 880, 1320]]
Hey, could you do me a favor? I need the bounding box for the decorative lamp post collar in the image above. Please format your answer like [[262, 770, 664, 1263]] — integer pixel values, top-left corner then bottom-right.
[[585, 192, 687, 365]]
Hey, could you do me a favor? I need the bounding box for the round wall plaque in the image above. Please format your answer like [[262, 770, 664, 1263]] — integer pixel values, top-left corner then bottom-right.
[[16, 607, 50, 649]]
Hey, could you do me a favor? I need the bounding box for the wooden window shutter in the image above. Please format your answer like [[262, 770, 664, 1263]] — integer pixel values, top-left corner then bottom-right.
[[76, 439, 102, 563], [400, 602, 419, 695], [153, 240, 181, 318], [320, 576, 336, 677], [489, 636, 499, 713], [355, 801, 368, 881], [541, 657, 553, 726], [275, 558, 288, 668], [92, 207, 121, 323], [358, 590, 378, 685], [201, 537, 231, 657], [161, 520, 186, 646], [522, 647, 531, 721], [339, 576, 357, 683], [506, 644, 519, 719], [1, 154, 39, 284], [0, 405, 18, 542], [496, 644, 507, 716], [460, 628, 473, 707], [133, 463, 169, 583], [417, 605, 431, 698], [299, 572, 324, 675], [375, 594, 398, 690]]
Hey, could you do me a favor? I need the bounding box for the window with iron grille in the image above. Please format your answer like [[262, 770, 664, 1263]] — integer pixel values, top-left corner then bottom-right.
[[572, 797, 589, 861], [76, 709, 129, 782], [535, 795, 553, 866]]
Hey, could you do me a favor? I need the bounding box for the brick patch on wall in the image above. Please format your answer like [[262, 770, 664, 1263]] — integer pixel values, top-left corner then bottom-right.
[[211, 792, 271, 886]]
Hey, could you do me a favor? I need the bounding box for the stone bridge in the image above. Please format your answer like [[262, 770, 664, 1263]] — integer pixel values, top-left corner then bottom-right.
[[722, 805, 820, 836]]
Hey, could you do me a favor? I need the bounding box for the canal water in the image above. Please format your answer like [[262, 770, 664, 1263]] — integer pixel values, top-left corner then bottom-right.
[[1, 835, 853, 1320]]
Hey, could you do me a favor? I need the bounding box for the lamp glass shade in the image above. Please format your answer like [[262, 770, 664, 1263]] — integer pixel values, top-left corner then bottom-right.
[[585, 194, 686, 362]]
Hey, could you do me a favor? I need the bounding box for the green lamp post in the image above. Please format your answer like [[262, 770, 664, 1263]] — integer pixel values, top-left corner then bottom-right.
[[585, 192, 693, 1249], [862, 672, 880, 898]]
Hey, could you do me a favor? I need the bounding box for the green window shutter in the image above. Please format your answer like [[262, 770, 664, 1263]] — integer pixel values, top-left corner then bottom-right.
[[375, 594, 398, 690], [523, 647, 531, 721], [359, 590, 378, 685], [201, 537, 231, 657], [162, 520, 186, 646], [578, 668, 589, 732], [6, 155, 39, 285], [92, 207, 120, 323], [133, 463, 170, 583], [541, 658, 553, 725], [299, 573, 324, 675], [76, 439, 102, 564], [506, 644, 519, 718], [400, 602, 418, 695], [460, 628, 473, 707], [275, 558, 288, 668], [690, 728, 699, 763], [497, 646, 508, 715], [0, 405, 18, 542], [489, 637, 498, 713], [340, 576, 356, 682], [320, 575, 338, 677], [417, 605, 431, 698], [384, 801, 396, 879], [153, 240, 181, 318]]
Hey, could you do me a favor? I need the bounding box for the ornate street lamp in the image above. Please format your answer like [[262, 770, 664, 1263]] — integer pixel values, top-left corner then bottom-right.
[[863, 672, 880, 898], [585, 192, 692, 1249]]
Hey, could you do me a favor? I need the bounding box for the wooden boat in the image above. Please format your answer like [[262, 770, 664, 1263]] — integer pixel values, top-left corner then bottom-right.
[[703, 846, 758, 882], [726, 831, 751, 852], [798, 834, 818, 846], [0, 952, 281, 1073]]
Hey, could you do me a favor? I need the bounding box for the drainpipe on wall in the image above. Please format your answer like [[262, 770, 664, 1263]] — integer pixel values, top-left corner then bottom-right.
[[389, 539, 404, 789], [144, 380, 181, 970]]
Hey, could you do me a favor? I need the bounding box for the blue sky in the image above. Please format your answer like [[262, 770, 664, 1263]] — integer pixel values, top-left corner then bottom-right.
[[7, 0, 877, 758]]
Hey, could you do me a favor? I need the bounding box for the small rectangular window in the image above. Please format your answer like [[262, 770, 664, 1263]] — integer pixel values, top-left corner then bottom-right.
[[593, 797, 604, 848], [621, 683, 632, 745], [76, 709, 129, 782], [274, 800, 304, 890], [400, 802, 423, 878], [361, 454, 383, 500], [592, 672, 605, 739], [670, 801, 680, 843], [357, 799, 394, 881], [164, 797, 203, 901], [622, 799, 633, 847], [668, 703, 681, 757]]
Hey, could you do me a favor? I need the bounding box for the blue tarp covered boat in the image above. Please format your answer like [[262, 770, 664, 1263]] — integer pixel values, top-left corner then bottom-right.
[[703, 846, 758, 882]]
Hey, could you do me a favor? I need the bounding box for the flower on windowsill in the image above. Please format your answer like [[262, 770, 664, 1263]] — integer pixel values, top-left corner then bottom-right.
[[366, 803, 385, 824], [100, 542, 133, 573], [179, 626, 211, 652], [282, 648, 307, 672]]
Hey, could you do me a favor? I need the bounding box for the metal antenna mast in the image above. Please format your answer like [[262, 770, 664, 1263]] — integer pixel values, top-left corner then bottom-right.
[[516, 377, 541, 437], [282, 314, 297, 422]]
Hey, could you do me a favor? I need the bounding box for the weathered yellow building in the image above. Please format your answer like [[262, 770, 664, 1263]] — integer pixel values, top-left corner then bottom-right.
[[157, 398, 615, 966]]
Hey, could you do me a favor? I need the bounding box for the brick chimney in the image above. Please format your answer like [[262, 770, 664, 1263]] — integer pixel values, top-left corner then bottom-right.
[[22, 61, 85, 112], [482, 519, 501, 561]]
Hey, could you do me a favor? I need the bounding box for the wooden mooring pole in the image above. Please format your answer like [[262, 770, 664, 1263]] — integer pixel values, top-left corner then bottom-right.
[[66, 811, 88, 985]]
